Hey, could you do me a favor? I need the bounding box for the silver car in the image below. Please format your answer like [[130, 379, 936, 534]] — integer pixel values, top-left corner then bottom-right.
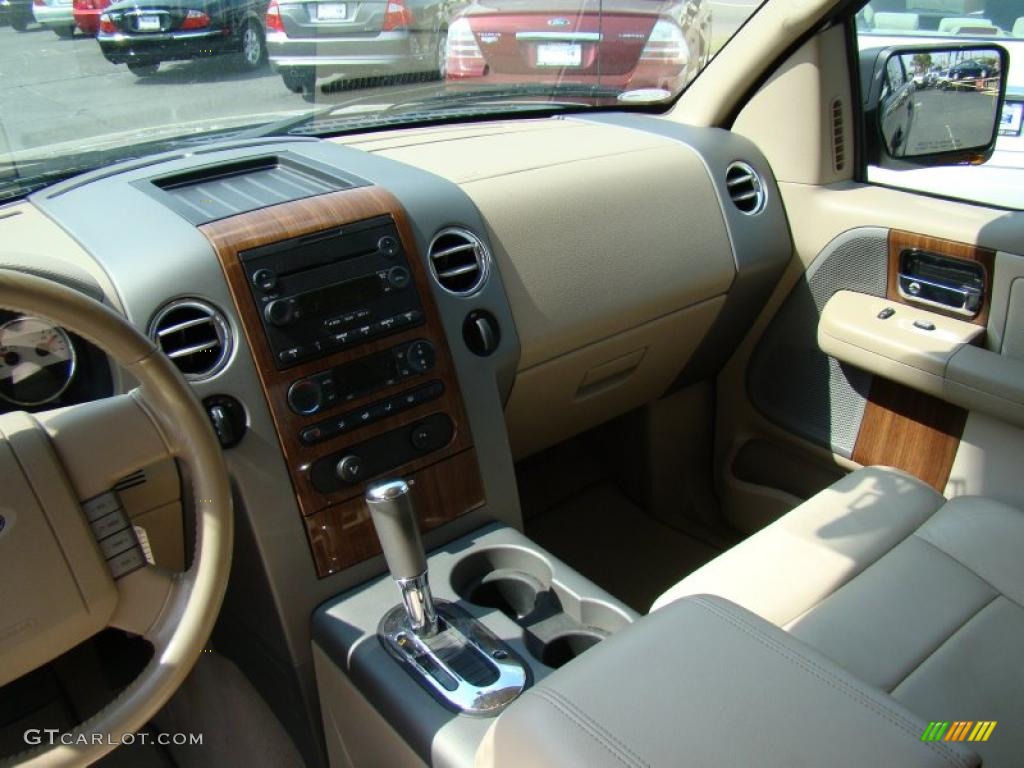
[[265, 0, 455, 96], [32, 0, 76, 37]]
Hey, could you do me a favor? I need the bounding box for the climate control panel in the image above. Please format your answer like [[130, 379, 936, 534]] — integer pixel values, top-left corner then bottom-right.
[[286, 339, 437, 417]]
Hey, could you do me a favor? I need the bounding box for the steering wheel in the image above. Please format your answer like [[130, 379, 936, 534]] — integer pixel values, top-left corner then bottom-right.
[[0, 270, 233, 767]]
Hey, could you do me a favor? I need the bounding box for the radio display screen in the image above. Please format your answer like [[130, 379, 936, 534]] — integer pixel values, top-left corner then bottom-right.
[[295, 274, 381, 317]]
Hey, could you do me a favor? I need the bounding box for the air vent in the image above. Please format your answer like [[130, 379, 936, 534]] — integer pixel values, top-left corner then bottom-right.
[[725, 161, 766, 215], [831, 98, 846, 172], [148, 299, 232, 380], [428, 228, 490, 295]]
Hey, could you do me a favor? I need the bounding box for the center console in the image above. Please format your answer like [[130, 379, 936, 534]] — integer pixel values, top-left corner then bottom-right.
[[201, 187, 484, 577], [312, 523, 638, 768]]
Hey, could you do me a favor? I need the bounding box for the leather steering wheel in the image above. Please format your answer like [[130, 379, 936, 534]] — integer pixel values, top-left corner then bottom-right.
[[0, 270, 233, 767]]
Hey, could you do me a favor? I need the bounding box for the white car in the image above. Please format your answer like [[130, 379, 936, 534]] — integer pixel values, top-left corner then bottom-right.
[[31, 0, 75, 37]]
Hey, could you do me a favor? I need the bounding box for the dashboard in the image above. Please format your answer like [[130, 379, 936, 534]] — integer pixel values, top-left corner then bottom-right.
[[0, 112, 792, 759]]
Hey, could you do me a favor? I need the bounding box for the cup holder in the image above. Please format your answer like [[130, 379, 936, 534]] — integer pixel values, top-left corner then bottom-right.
[[530, 631, 604, 670], [464, 569, 548, 621], [450, 546, 619, 669], [451, 547, 555, 621]]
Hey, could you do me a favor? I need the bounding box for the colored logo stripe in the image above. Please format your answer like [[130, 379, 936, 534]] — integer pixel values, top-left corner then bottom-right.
[[969, 722, 997, 742], [921, 721, 996, 742]]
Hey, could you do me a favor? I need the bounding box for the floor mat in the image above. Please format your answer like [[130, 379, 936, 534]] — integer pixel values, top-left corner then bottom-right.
[[526, 483, 723, 614]]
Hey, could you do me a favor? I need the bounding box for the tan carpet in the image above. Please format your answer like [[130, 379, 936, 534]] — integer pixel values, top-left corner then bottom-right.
[[526, 483, 722, 613]]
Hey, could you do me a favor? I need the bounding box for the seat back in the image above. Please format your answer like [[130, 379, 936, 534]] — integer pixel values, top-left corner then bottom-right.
[[875, 12, 921, 30]]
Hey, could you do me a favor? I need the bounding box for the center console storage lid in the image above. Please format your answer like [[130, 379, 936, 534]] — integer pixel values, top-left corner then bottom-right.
[[476, 595, 979, 768]]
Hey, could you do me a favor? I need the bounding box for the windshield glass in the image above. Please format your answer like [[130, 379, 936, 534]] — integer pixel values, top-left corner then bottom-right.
[[0, 0, 764, 200]]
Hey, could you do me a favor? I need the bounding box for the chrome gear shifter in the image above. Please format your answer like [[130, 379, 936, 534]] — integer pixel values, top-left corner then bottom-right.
[[365, 479, 439, 636], [365, 478, 529, 716]]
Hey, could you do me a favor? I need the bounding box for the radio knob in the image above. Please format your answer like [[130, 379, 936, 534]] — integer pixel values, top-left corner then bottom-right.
[[406, 340, 436, 374], [287, 379, 323, 416], [386, 266, 411, 290], [265, 298, 298, 327]]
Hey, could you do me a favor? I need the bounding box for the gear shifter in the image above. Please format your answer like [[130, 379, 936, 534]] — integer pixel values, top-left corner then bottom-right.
[[365, 478, 529, 716], [365, 479, 438, 636]]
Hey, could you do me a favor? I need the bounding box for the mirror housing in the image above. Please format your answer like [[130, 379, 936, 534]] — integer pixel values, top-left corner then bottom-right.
[[860, 43, 1008, 169]]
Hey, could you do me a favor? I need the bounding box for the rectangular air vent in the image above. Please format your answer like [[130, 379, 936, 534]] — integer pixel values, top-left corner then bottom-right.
[[831, 98, 846, 173], [145, 154, 364, 225]]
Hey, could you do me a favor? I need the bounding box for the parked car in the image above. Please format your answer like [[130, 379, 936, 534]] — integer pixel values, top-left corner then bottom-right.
[[948, 57, 995, 80], [33, 0, 77, 37], [0, 0, 35, 29], [72, 0, 110, 34], [266, 0, 455, 96], [97, 0, 269, 76], [444, 0, 712, 97]]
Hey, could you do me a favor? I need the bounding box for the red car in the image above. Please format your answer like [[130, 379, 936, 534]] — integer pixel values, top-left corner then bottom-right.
[[445, 0, 711, 96], [72, 0, 109, 34]]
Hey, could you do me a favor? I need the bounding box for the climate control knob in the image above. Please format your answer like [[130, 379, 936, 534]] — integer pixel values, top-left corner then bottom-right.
[[264, 298, 298, 327], [287, 379, 323, 416], [406, 340, 436, 374]]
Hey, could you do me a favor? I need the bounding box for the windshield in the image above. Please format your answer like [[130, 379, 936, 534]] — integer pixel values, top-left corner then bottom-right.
[[0, 0, 764, 200]]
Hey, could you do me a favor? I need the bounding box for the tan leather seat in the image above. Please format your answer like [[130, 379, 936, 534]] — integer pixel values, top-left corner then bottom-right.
[[654, 466, 1024, 766]]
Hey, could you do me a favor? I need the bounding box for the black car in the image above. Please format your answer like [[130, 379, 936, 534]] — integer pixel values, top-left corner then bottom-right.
[[949, 58, 996, 81], [97, 0, 269, 76], [0, 0, 35, 30]]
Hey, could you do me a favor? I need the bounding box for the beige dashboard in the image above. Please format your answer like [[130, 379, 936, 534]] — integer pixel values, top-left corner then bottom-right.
[[336, 118, 747, 457]]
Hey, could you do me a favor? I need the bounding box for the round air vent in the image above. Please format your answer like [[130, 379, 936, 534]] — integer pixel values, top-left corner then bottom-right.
[[428, 228, 490, 296], [725, 161, 766, 215], [148, 299, 232, 380]]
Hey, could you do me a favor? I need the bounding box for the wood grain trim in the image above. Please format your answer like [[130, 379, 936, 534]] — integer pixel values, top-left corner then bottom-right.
[[306, 448, 484, 577], [887, 230, 995, 327], [852, 377, 967, 492], [201, 186, 484, 575]]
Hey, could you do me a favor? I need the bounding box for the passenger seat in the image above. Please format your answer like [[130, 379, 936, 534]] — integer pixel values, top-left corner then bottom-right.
[[654, 467, 1024, 766]]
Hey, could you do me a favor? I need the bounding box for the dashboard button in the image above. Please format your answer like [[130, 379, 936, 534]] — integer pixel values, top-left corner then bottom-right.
[[406, 340, 436, 374], [252, 269, 277, 292], [278, 347, 303, 365], [378, 235, 400, 258], [300, 426, 324, 445], [386, 266, 411, 290], [335, 455, 363, 483], [410, 422, 438, 451]]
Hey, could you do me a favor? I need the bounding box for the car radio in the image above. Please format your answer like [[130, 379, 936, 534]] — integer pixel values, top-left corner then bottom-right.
[[239, 214, 424, 368]]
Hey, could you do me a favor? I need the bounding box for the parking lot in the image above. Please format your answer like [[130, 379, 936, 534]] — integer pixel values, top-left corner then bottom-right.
[[0, 23, 442, 159], [0, 1, 754, 159]]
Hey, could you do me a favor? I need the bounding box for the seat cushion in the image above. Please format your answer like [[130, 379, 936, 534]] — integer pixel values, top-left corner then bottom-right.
[[653, 467, 1024, 766]]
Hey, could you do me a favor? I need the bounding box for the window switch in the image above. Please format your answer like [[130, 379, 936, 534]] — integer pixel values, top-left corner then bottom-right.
[[913, 319, 936, 331], [877, 307, 896, 320]]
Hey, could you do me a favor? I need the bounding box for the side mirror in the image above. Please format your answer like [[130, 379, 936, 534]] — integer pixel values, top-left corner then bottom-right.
[[860, 44, 1008, 168]]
